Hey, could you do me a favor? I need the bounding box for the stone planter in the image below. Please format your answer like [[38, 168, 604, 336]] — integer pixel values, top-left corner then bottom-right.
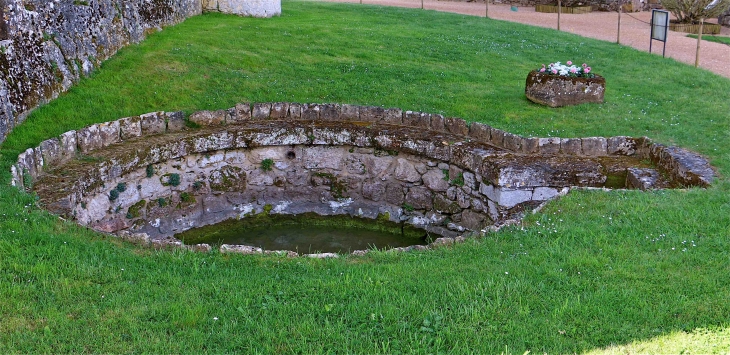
[[669, 21, 721, 35], [525, 71, 605, 108], [535, 4, 593, 14]]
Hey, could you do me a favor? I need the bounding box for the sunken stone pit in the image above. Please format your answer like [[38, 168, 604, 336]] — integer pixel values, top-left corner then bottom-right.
[[12, 102, 715, 256]]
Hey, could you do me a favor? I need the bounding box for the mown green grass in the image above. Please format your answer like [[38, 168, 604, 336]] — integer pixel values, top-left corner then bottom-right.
[[1, 1, 729, 353], [687, 33, 730, 45]]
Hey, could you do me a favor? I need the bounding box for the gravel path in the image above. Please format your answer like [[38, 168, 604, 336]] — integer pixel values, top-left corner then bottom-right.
[[325, 0, 730, 78]]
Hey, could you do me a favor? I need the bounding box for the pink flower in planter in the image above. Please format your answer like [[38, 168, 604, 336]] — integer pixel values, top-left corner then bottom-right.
[[585, 67, 591, 73], [570, 67, 577, 74], [540, 68, 546, 72], [551, 69, 558, 74], [582, 63, 587, 68], [566, 61, 573, 65]]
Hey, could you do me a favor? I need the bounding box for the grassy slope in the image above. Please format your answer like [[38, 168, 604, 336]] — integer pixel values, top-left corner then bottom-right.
[[1, 2, 729, 353], [687, 33, 730, 45]]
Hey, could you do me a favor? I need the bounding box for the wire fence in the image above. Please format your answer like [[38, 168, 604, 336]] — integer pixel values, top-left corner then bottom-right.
[[326, 0, 730, 74]]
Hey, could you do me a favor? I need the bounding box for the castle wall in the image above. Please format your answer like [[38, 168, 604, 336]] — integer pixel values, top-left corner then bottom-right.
[[0, 0, 202, 144]]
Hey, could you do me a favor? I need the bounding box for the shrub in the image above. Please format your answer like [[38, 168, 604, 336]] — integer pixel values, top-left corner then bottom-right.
[[661, 0, 730, 24]]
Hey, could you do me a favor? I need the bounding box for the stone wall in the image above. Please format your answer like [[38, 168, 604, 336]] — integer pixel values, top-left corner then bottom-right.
[[13, 102, 715, 253], [0, 0, 202, 144], [203, 0, 281, 17]]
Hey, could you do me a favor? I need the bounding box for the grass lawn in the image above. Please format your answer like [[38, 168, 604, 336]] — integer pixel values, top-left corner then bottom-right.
[[687, 33, 730, 45], [1, 1, 730, 353]]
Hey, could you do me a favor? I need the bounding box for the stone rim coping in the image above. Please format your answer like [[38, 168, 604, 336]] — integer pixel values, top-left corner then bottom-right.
[[11, 102, 715, 191]]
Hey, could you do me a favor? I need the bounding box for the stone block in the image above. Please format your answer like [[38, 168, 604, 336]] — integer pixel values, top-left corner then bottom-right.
[[433, 194, 461, 214], [362, 181, 386, 201], [98, 120, 121, 147], [471, 197, 484, 212], [460, 209, 488, 230], [252, 103, 272, 120], [301, 104, 320, 120], [189, 110, 227, 126], [305, 253, 339, 259], [405, 186, 433, 210], [340, 104, 360, 121], [462, 171, 477, 190], [581, 137, 607, 156], [480, 184, 533, 209], [446, 186, 457, 200], [141, 112, 166, 135], [10, 164, 22, 188], [607, 136, 637, 156], [654, 146, 715, 187], [192, 131, 234, 152], [40, 138, 62, 168], [645, 139, 662, 162], [77, 125, 103, 153], [560, 138, 582, 155], [303, 146, 344, 170], [403, 111, 430, 128], [532, 187, 560, 200], [385, 183, 405, 205], [220, 244, 263, 255], [119, 116, 142, 139], [422, 169, 449, 191], [270, 102, 289, 119], [444, 117, 469, 136], [227, 102, 251, 123], [288, 103, 302, 119], [521, 137, 539, 154], [489, 128, 505, 148], [538, 137, 561, 154], [187, 244, 213, 253], [456, 189, 471, 209], [16, 148, 40, 181], [626, 168, 661, 190], [166, 111, 185, 132], [503, 133, 523, 152], [394, 158, 421, 183], [382, 108, 403, 125], [430, 114, 445, 131], [360, 106, 384, 122], [320, 103, 341, 121], [468, 122, 491, 143], [58, 130, 77, 163], [449, 144, 479, 173]]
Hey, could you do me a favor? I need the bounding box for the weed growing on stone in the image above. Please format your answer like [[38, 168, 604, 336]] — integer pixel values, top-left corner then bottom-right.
[[260, 158, 274, 172], [450, 172, 465, 187], [168, 173, 181, 187]]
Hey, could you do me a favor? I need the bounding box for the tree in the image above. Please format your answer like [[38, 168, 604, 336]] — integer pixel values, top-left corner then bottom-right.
[[661, 0, 730, 24]]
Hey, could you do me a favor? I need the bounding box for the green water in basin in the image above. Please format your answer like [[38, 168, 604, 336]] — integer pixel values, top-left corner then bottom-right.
[[176, 213, 430, 254]]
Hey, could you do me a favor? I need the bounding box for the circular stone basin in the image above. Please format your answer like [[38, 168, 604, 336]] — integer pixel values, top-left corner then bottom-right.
[[13, 102, 715, 256], [176, 213, 429, 254]]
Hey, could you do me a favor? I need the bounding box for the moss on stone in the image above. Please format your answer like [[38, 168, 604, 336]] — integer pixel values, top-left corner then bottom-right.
[[127, 200, 147, 219]]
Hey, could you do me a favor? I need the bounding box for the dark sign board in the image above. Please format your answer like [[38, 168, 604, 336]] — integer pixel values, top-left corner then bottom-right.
[[650, 10, 669, 57]]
